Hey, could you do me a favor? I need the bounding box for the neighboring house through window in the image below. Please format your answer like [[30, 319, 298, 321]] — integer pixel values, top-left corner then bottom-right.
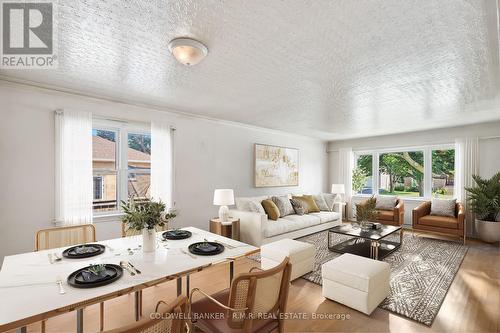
[[92, 120, 151, 214]]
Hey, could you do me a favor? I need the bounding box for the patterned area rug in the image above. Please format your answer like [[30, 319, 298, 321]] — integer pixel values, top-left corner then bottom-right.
[[253, 230, 468, 326]]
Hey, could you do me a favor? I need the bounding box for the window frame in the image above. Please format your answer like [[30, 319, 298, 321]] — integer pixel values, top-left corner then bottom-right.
[[92, 119, 150, 217], [353, 144, 455, 200]]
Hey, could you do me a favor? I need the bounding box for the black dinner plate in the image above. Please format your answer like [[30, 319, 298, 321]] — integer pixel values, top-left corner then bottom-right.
[[162, 229, 192, 240], [67, 264, 122, 288], [188, 242, 225, 256], [62, 244, 105, 259]]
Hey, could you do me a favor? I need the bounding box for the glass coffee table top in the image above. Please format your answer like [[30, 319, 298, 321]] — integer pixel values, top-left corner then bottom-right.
[[329, 222, 401, 240], [328, 222, 403, 260]]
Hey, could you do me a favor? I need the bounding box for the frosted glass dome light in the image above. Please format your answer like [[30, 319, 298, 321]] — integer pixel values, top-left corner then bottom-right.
[[168, 37, 208, 66]]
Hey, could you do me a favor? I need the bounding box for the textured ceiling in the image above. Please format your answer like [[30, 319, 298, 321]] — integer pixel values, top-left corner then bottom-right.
[[1, 0, 500, 140]]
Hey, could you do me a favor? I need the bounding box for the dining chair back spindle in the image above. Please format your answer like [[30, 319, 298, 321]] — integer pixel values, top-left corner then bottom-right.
[[35, 224, 96, 251]]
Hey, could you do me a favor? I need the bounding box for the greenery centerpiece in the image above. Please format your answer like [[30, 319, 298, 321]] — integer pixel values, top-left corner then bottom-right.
[[121, 198, 177, 252], [465, 172, 500, 243], [355, 196, 379, 230]]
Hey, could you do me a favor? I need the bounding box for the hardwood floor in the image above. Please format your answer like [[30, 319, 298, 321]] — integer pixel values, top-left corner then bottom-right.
[[10, 234, 500, 333]]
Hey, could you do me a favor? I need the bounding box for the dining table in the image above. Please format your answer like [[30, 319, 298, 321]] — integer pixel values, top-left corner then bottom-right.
[[0, 227, 259, 333]]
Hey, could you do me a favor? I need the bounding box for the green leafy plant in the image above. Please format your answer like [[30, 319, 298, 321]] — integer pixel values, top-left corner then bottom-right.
[[121, 198, 177, 231], [352, 167, 368, 194], [465, 172, 500, 222], [87, 264, 107, 276], [355, 196, 379, 222]]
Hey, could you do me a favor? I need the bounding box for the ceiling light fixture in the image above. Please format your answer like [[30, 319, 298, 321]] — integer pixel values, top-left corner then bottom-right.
[[168, 37, 208, 66]]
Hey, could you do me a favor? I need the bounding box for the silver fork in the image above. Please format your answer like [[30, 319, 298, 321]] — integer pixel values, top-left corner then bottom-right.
[[181, 249, 197, 259], [53, 253, 62, 262], [56, 277, 66, 294]]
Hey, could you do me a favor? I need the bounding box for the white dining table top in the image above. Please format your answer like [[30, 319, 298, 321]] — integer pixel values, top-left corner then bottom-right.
[[0, 227, 258, 330]]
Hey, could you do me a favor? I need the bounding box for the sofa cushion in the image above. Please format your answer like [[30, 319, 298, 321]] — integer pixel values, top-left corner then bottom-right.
[[419, 215, 458, 229], [309, 211, 341, 223], [263, 214, 321, 238], [235, 196, 268, 214], [261, 199, 280, 221], [431, 198, 456, 217], [313, 194, 330, 211], [271, 195, 294, 217], [375, 195, 397, 210], [376, 210, 395, 221]]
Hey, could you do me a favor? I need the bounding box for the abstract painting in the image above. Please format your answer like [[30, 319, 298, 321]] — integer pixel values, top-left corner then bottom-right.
[[254, 143, 299, 187]]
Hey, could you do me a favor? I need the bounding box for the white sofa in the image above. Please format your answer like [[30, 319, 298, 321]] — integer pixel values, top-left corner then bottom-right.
[[229, 195, 341, 246]]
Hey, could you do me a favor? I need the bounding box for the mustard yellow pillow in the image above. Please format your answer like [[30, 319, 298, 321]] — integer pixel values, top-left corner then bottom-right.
[[261, 199, 280, 221], [292, 195, 320, 213]]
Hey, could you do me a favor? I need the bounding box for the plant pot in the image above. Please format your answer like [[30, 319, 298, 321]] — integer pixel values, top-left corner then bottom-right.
[[475, 219, 500, 243], [142, 228, 157, 252]]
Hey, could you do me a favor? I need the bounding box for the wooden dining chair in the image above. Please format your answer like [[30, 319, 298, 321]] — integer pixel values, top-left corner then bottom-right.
[[35, 224, 96, 251], [35, 224, 102, 331], [189, 257, 292, 333], [103, 296, 189, 333]]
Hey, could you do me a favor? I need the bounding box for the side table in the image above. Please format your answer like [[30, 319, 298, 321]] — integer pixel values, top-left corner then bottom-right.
[[209, 217, 240, 240]]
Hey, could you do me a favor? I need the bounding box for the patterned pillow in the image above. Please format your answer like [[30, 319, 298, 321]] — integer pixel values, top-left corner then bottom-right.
[[235, 196, 267, 214], [313, 194, 330, 211], [272, 196, 295, 217], [375, 195, 397, 210], [431, 198, 456, 217], [290, 199, 306, 215], [322, 193, 336, 211]]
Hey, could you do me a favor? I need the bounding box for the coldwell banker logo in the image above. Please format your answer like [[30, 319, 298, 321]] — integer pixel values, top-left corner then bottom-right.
[[1, 1, 57, 68]]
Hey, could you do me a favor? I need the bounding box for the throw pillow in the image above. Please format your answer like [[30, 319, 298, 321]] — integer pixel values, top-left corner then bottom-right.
[[375, 195, 397, 210], [322, 193, 336, 211], [290, 198, 306, 215], [261, 200, 280, 221], [271, 195, 295, 217], [313, 194, 330, 211], [235, 196, 267, 214], [301, 195, 321, 213], [430, 198, 456, 217]]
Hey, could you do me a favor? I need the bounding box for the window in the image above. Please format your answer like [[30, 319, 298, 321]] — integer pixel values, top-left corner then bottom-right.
[[353, 146, 455, 199], [127, 133, 151, 201], [92, 129, 118, 212], [354, 154, 373, 194], [92, 122, 151, 214], [431, 149, 455, 198], [378, 151, 424, 197], [93, 176, 103, 200]]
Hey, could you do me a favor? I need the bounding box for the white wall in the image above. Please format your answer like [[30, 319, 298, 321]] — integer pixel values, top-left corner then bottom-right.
[[327, 122, 500, 233], [0, 82, 328, 262]]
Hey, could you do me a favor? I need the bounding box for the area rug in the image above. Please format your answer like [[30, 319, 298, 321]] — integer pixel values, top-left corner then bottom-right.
[[252, 231, 468, 326]]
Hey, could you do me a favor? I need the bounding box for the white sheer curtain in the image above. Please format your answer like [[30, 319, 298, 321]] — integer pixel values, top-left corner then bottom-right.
[[455, 137, 479, 236], [55, 109, 93, 226], [151, 122, 173, 209], [338, 147, 354, 219]]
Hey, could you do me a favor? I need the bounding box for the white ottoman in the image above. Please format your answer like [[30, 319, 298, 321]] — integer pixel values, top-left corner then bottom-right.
[[321, 253, 390, 315], [261, 239, 315, 281]]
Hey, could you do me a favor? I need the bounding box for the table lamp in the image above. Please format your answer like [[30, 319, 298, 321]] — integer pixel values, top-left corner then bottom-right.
[[213, 189, 234, 222], [331, 184, 345, 203]]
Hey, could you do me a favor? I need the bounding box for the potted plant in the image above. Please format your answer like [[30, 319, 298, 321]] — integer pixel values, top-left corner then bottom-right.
[[465, 172, 500, 243], [355, 196, 378, 230], [121, 198, 177, 252]]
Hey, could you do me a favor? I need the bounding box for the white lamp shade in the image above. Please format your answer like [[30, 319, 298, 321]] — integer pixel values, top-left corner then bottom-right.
[[331, 184, 345, 194], [213, 189, 234, 206]]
